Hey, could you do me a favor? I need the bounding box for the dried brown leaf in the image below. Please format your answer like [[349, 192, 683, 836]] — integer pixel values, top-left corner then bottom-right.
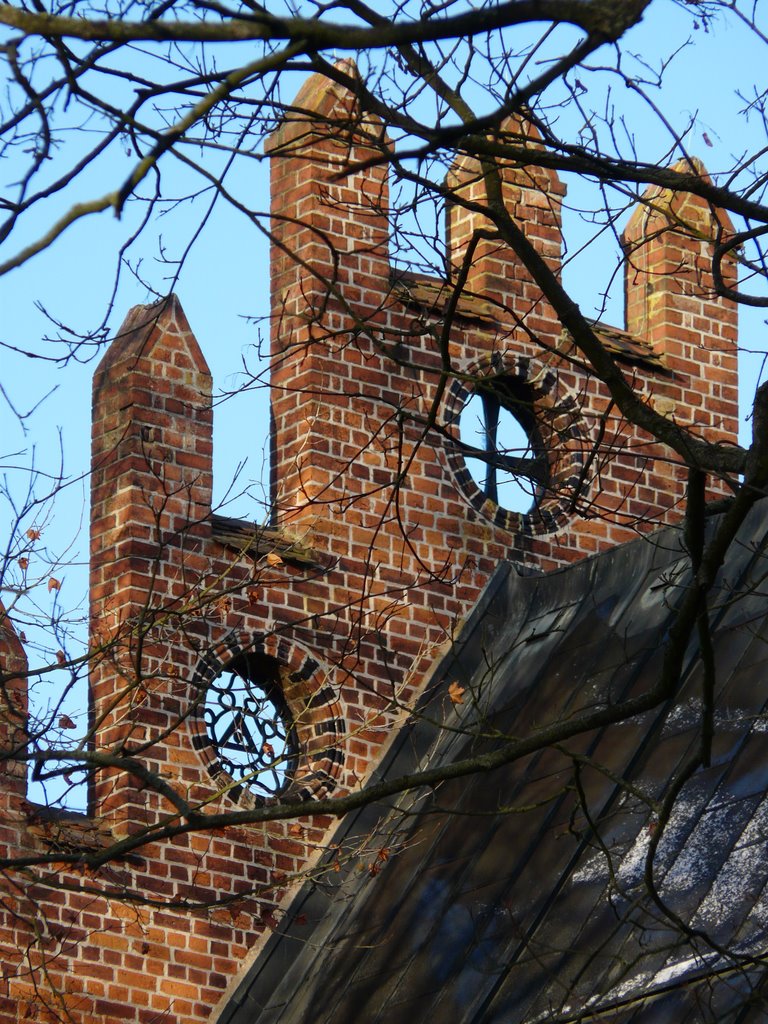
[[448, 681, 465, 705]]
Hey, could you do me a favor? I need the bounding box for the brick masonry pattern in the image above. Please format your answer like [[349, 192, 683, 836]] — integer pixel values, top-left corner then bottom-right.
[[0, 67, 739, 1023]]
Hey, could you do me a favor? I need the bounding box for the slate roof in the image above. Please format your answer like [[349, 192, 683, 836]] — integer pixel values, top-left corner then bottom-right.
[[393, 274, 668, 372], [211, 515, 327, 568], [223, 501, 768, 1024]]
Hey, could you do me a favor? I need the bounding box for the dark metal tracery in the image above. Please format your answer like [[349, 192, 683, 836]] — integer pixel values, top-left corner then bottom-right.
[[466, 375, 549, 506], [204, 652, 298, 798]]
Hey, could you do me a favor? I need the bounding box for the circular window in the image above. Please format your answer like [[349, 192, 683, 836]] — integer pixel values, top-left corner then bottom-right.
[[458, 376, 548, 514], [444, 356, 587, 536], [191, 634, 346, 807], [204, 652, 298, 800]]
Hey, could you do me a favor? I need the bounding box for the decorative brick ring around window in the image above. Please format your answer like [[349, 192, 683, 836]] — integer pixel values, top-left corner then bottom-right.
[[444, 354, 587, 536], [191, 632, 345, 808]]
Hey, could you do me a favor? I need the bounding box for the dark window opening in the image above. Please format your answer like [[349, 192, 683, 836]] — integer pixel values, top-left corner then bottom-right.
[[205, 652, 298, 799], [459, 376, 549, 513]]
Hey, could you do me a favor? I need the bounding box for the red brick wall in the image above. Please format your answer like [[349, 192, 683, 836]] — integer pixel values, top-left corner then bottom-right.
[[0, 65, 739, 1023], [622, 159, 739, 453]]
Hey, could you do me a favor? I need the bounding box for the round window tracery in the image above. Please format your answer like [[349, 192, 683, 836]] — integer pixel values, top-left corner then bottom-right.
[[458, 375, 549, 514], [204, 652, 298, 800], [191, 634, 346, 807], [445, 356, 587, 536]]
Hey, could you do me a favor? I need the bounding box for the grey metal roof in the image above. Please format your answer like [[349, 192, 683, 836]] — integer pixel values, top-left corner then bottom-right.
[[223, 501, 768, 1024]]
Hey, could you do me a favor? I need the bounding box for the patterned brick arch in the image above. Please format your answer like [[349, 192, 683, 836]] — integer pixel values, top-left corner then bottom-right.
[[190, 631, 345, 808], [442, 351, 588, 537]]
